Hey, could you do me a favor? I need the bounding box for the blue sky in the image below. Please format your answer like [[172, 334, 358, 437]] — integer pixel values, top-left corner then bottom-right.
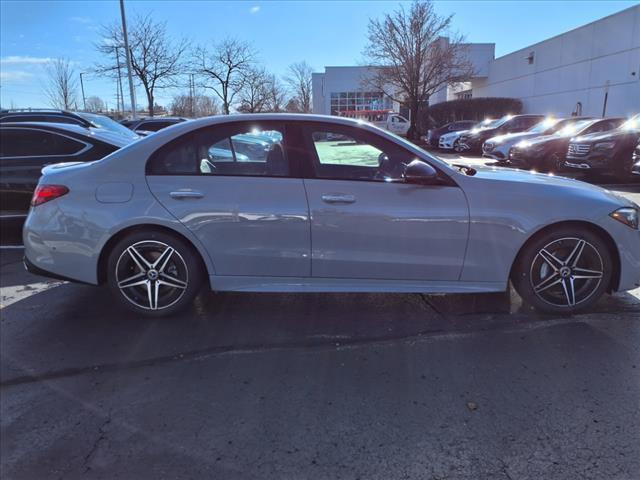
[[1, 0, 637, 108]]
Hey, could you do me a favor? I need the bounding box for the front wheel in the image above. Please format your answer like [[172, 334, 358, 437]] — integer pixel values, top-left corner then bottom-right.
[[107, 230, 204, 317], [512, 227, 612, 314]]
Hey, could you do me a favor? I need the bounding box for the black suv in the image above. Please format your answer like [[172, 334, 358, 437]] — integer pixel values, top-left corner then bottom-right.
[[508, 117, 624, 172], [565, 115, 640, 179], [121, 117, 187, 135], [0, 109, 139, 140], [424, 120, 476, 148], [0, 122, 134, 232], [458, 114, 544, 154]]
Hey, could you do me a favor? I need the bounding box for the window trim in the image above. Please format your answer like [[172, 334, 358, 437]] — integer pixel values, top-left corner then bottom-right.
[[145, 120, 298, 178], [0, 127, 92, 159]]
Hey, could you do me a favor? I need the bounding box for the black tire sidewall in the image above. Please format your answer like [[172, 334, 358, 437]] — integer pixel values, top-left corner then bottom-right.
[[512, 227, 613, 315], [106, 230, 204, 317]]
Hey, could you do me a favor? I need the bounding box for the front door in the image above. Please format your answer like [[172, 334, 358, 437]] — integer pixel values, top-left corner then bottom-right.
[[302, 124, 469, 281], [146, 121, 311, 277]]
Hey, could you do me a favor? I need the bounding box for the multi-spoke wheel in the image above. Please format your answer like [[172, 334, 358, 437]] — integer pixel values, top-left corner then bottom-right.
[[512, 227, 613, 314], [107, 231, 204, 316]]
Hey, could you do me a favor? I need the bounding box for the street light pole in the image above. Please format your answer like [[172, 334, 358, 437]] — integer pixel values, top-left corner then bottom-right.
[[79, 72, 87, 111], [120, 0, 137, 119]]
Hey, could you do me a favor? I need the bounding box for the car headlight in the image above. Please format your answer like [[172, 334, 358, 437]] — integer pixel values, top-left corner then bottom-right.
[[594, 141, 616, 150], [610, 207, 639, 229]]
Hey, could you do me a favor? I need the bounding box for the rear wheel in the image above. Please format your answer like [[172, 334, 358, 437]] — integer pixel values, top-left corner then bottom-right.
[[512, 227, 612, 314], [545, 152, 564, 173], [107, 230, 204, 317]]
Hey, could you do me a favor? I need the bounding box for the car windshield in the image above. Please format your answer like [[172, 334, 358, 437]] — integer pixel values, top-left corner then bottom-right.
[[619, 115, 640, 132], [78, 112, 140, 139], [556, 119, 594, 136], [527, 118, 560, 134]]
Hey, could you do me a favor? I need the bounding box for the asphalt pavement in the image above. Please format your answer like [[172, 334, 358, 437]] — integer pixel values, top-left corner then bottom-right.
[[1, 153, 639, 479]]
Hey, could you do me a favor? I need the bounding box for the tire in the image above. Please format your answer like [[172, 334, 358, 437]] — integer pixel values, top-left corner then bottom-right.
[[106, 230, 205, 317], [453, 140, 463, 153], [512, 226, 613, 315], [545, 152, 564, 173]]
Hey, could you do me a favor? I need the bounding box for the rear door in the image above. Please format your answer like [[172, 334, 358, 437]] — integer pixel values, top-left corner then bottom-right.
[[301, 123, 469, 281], [146, 121, 311, 277]]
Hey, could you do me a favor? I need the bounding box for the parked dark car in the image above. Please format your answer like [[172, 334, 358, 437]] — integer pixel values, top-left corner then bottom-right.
[[508, 117, 625, 172], [632, 141, 640, 176], [565, 115, 640, 179], [424, 120, 476, 148], [458, 114, 544, 154], [121, 117, 187, 136], [0, 109, 140, 141], [0, 122, 135, 230], [482, 117, 593, 163]]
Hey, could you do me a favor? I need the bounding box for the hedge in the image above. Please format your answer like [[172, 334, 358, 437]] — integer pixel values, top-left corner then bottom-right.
[[423, 97, 523, 130]]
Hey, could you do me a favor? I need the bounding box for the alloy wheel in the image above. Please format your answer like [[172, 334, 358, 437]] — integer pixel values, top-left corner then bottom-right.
[[115, 240, 189, 311], [529, 237, 604, 308]]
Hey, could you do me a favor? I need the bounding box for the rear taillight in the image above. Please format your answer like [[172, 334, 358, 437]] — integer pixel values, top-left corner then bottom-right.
[[30, 185, 69, 207]]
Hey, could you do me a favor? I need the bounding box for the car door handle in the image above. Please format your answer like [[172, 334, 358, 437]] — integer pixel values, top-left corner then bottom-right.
[[169, 190, 204, 199], [321, 194, 356, 204]]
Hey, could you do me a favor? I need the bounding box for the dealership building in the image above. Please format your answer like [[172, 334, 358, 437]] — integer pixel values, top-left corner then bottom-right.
[[312, 5, 640, 118]]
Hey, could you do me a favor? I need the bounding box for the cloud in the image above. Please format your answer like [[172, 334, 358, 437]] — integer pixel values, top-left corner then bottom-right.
[[249, 5, 260, 14], [0, 55, 53, 65], [0, 70, 34, 82]]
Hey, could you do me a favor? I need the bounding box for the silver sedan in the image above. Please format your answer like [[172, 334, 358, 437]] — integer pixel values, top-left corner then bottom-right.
[[23, 114, 640, 316]]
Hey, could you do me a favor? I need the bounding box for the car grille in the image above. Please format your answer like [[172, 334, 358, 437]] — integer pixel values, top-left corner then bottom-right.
[[567, 143, 590, 156]]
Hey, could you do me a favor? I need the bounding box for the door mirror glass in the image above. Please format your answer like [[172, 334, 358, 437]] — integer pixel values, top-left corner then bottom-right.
[[404, 160, 438, 185]]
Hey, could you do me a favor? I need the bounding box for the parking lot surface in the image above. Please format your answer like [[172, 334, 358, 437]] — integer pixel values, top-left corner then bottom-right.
[[1, 153, 639, 479]]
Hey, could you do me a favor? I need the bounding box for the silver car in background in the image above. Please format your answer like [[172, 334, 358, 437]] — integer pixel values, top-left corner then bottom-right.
[[23, 114, 640, 317]]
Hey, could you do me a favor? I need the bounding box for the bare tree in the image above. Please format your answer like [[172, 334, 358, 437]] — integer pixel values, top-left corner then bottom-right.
[[238, 67, 270, 113], [193, 38, 255, 114], [96, 15, 189, 116], [170, 94, 220, 118], [44, 58, 78, 110], [264, 74, 288, 112], [363, 0, 474, 139], [85, 96, 105, 112], [285, 61, 313, 113]]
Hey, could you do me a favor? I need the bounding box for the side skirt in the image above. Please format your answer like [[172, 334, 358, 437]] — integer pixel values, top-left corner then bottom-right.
[[209, 275, 506, 294]]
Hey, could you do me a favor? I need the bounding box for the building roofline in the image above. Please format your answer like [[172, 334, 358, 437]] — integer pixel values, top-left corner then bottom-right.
[[494, 4, 639, 61]]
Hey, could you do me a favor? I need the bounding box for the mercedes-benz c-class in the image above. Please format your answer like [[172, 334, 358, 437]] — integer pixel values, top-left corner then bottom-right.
[[23, 114, 640, 316]]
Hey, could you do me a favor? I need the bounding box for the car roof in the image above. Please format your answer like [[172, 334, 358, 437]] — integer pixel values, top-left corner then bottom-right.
[[0, 121, 135, 147]]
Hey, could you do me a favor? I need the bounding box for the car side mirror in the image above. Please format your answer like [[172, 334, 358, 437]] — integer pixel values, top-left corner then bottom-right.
[[404, 160, 438, 185]]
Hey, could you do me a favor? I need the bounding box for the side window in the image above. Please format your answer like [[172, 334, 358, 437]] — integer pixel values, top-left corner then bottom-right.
[[147, 124, 289, 177], [309, 127, 410, 181], [137, 121, 172, 132], [0, 129, 85, 157]]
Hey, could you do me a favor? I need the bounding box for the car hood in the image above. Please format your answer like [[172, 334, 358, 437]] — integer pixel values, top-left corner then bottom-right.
[[441, 129, 468, 140], [571, 129, 639, 144], [462, 165, 635, 208], [487, 131, 537, 144]]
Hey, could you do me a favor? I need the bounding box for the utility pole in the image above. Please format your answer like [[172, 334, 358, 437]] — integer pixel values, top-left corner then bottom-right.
[[120, 0, 137, 119], [190, 73, 195, 117], [115, 46, 125, 115], [79, 72, 87, 111]]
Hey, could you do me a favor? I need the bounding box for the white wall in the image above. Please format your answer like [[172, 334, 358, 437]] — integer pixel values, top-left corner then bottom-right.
[[472, 5, 640, 117]]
